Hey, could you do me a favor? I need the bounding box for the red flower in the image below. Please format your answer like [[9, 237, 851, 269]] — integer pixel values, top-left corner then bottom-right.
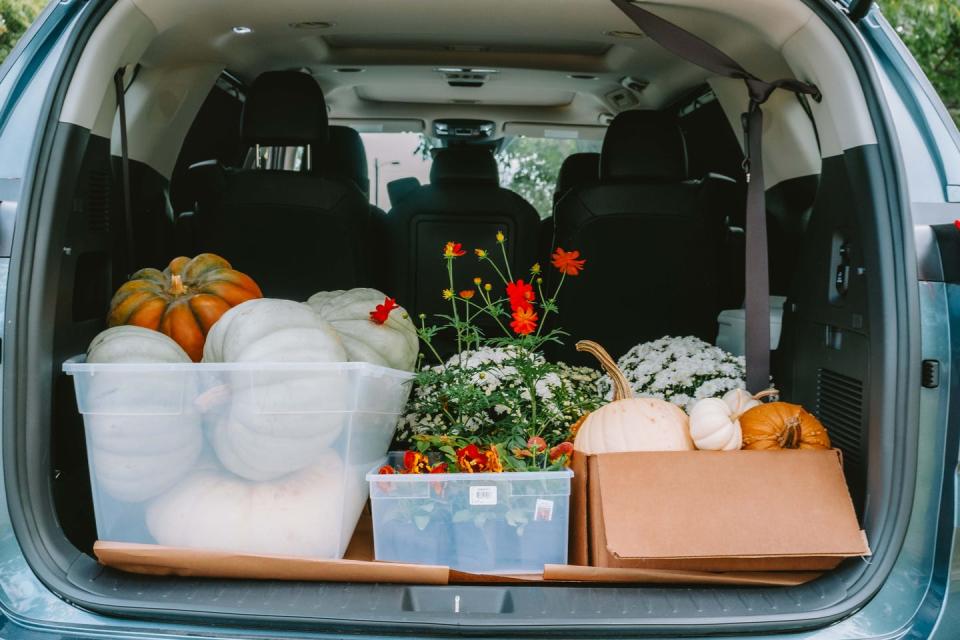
[[378, 464, 397, 474], [430, 462, 449, 474], [456, 444, 486, 472], [484, 447, 503, 473], [506, 279, 536, 311], [369, 296, 399, 325], [549, 441, 574, 462], [443, 242, 465, 258], [510, 307, 538, 335], [527, 436, 547, 453], [403, 450, 432, 473], [551, 248, 586, 276]]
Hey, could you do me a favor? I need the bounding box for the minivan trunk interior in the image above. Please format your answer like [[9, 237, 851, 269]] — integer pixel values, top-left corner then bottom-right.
[[3, 0, 919, 634]]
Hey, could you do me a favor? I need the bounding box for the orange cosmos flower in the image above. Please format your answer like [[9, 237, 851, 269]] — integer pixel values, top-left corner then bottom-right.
[[551, 248, 586, 276], [369, 297, 399, 325], [505, 279, 535, 311], [510, 306, 539, 335], [459, 290, 475, 300], [444, 241, 465, 258]]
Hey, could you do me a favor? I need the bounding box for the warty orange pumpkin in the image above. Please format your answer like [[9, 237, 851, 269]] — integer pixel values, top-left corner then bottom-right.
[[107, 253, 262, 361], [739, 401, 832, 450]]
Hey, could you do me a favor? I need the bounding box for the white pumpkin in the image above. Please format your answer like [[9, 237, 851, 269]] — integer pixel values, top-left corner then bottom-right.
[[87, 325, 192, 363], [83, 326, 202, 502], [305, 288, 419, 371], [202, 298, 347, 363], [146, 453, 359, 558], [201, 298, 350, 481], [572, 341, 694, 454], [688, 388, 778, 451]]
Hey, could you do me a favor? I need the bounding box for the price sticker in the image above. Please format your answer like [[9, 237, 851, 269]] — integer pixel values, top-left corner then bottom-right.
[[469, 485, 498, 506], [534, 498, 555, 521]]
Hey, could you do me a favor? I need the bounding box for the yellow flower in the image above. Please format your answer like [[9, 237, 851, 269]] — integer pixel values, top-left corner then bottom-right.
[[484, 283, 493, 291], [473, 277, 482, 285], [495, 231, 505, 243], [442, 289, 454, 300], [475, 248, 488, 258], [530, 262, 541, 275]]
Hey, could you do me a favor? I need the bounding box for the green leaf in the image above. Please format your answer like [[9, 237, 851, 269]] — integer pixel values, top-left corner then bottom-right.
[[452, 509, 473, 523], [414, 514, 430, 531]]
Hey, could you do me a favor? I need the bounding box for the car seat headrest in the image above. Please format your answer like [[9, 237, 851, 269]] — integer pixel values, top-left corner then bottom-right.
[[241, 71, 329, 147], [600, 110, 687, 182], [430, 147, 499, 186]]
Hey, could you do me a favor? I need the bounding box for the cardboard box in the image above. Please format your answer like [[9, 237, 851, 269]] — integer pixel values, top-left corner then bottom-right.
[[570, 449, 870, 572]]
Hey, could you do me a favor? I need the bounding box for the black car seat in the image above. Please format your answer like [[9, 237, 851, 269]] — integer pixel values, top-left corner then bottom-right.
[[187, 71, 372, 300], [540, 152, 600, 265], [320, 125, 370, 199], [553, 110, 735, 363], [386, 146, 540, 349]]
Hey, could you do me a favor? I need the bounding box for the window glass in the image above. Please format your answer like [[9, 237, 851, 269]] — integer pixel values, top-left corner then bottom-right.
[[496, 137, 602, 218], [360, 132, 433, 208], [359, 132, 602, 217]]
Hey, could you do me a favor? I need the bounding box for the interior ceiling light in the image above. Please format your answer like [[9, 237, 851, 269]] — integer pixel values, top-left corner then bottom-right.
[[604, 29, 645, 39], [435, 67, 498, 74], [334, 67, 365, 73], [289, 20, 335, 29], [232, 26, 253, 34], [569, 74, 598, 80]]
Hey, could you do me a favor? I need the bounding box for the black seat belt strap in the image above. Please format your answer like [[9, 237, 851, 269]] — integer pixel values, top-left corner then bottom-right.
[[113, 67, 136, 275], [609, 0, 821, 392]]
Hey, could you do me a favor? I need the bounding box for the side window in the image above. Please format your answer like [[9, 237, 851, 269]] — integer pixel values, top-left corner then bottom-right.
[[496, 137, 602, 219], [169, 77, 244, 213], [360, 132, 433, 209]]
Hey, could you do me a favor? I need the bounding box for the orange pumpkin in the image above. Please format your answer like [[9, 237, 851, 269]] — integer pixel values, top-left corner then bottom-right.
[[739, 402, 831, 450], [108, 254, 262, 361]]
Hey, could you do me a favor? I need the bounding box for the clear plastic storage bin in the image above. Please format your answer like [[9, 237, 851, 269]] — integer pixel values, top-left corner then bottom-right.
[[367, 459, 573, 574], [63, 357, 413, 559]]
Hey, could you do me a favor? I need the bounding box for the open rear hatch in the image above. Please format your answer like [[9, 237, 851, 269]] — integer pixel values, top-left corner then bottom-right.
[[2, 0, 920, 634]]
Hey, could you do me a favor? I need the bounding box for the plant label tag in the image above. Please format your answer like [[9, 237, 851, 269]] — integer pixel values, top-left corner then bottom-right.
[[534, 498, 554, 521], [469, 486, 497, 506]]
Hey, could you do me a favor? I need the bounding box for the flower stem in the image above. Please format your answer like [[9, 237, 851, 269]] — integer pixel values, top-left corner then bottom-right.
[[499, 240, 514, 282]]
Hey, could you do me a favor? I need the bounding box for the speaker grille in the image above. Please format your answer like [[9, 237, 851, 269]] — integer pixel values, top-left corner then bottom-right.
[[85, 170, 111, 233], [815, 368, 864, 466]]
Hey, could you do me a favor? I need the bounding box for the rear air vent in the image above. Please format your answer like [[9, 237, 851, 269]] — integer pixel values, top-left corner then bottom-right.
[[85, 170, 111, 233], [815, 368, 864, 466]]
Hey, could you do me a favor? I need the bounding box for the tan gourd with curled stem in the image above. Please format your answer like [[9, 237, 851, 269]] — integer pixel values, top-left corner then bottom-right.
[[573, 340, 694, 454]]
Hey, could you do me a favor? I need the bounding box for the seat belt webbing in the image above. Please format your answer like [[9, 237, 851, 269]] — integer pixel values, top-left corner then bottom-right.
[[113, 68, 136, 275], [609, 0, 821, 392]]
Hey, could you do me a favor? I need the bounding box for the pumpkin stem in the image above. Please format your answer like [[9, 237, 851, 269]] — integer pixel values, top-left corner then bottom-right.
[[753, 388, 780, 402], [576, 340, 632, 401], [169, 274, 187, 296], [778, 416, 802, 449]]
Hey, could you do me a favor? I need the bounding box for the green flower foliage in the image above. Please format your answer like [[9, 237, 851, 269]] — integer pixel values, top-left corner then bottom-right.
[[881, 0, 960, 126]]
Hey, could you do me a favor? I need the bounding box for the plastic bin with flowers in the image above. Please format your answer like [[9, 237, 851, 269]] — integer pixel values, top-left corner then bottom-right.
[[367, 235, 601, 574]]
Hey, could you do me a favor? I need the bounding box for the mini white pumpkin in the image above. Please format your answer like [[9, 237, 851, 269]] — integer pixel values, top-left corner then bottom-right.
[[83, 326, 202, 502], [305, 288, 419, 371], [146, 453, 357, 558], [688, 388, 779, 451], [201, 299, 350, 481], [572, 341, 694, 454]]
